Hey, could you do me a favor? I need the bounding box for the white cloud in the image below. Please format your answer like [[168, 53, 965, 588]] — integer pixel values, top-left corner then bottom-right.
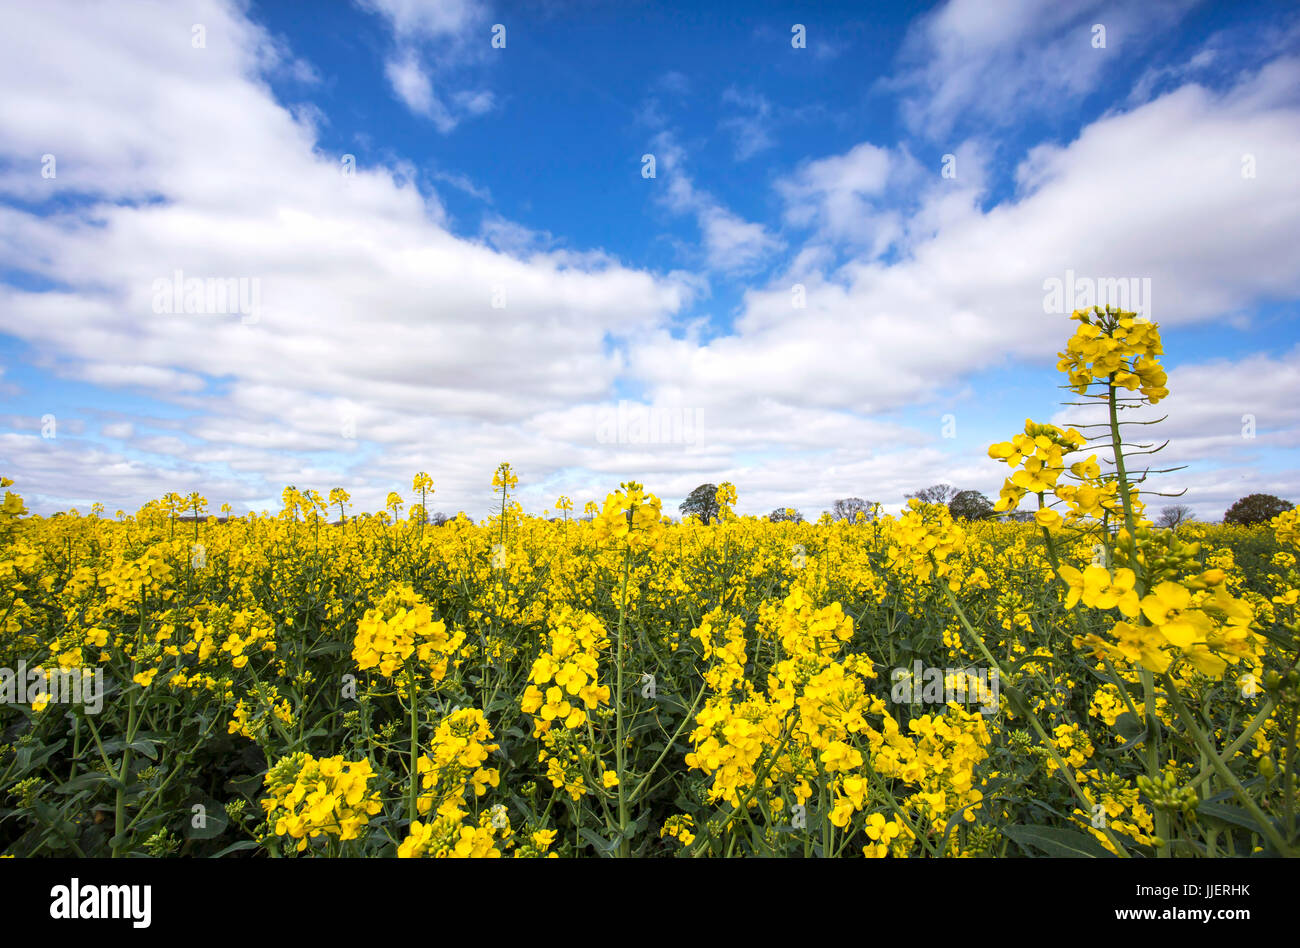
[[360, 0, 496, 128], [720, 88, 774, 161], [0, 0, 686, 515], [1, 0, 1297, 522], [776, 141, 922, 253], [1048, 346, 1300, 519], [622, 57, 1300, 510], [431, 169, 491, 203], [357, 0, 482, 39], [653, 131, 782, 273], [384, 50, 437, 118], [891, 0, 1197, 137]]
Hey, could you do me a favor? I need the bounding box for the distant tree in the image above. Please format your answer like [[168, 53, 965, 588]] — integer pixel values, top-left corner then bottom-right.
[[948, 490, 995, 521], [769, 507, 804, 523], [908, 484, 959, 506], [680, 483, 721, 525], [1004, 510, 1035, 523], [1224, 494, 1293, 526], [1156, 504, 1195, 529], [831, 497, 874, 523]]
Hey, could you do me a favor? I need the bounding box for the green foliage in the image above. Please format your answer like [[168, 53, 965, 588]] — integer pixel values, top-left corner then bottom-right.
[[1224, 494, 1294, 526], [679, 484, 720, 525]]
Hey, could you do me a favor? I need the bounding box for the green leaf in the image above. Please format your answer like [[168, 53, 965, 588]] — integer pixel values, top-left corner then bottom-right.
[[1196, 801, 1271, 836], [209, 840, 260, 858], [1100, 712, 1148, 756], [129, 739, 160, 760], [999, 682, 1033, 719], [309, 641, 352, 657], [55, 772, 113, 794], [577, 827, 620, 855], [185, 800, 230, 840], [1113, 711, 1144, 740], [1002, 824, 1117, 858], [15, 739, 66, 774]]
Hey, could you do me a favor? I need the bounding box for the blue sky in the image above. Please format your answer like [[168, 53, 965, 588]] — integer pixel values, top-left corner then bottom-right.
[[1, 0, 1299, 521]]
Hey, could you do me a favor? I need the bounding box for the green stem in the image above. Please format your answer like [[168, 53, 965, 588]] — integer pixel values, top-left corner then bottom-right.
[[111, 684, 137, 858], [614, 548, 631, 857], [406, 663, 420, 825], [1105, 376, 1169, 853], [1161, 672, 1291, 855], [1189, 697, 1274, 787], [936, 574, 1130, 856], [628, 683, 706, 806]]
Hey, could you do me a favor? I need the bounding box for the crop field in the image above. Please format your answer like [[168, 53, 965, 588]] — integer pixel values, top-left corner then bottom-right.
[[2, 309, 1297, 859]]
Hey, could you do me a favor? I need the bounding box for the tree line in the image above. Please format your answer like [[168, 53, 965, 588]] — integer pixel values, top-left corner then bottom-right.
[[676, 482, 1295, 527]]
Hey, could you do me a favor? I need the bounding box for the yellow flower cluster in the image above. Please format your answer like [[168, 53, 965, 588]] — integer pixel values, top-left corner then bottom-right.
[[686, 693, 785, 808], [987, 420, 1087, 520], [1047, 722, 1094, 775], [202, 604, 276, 670], [520, 608, 611, 801], [886, 499, 968, 586], [1070, 566, 1262, 678], [1272, 508, 1300, 547], [867, 708, 991, 833], [0, 477, 27, 542], [660, 813, 696, 847], [412, 708, 501, 816], [521, 607, 610, 735], [491, 462, 518, 492], [592, 481, 665, 553], [261, 753, 382, 852], [715, 482, 738, 521], [398, 804, 511, 858], [228, 682, 294, 740], [691, 609, 749, 695], [1057, 306, 1168, 402], [352, 585, 464, 679], [686, 590, 856, 808], [1075, 774, 1156, 853]]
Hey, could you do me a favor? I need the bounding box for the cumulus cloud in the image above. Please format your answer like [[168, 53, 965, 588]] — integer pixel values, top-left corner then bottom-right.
[[638, 57, 1300, 411], [621, 56, 1300, 514], [0, 0, 686, 514], [1, 0, 1297, 523], [1048, 346, 1300, 519], [776, 141, 928, 254]]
